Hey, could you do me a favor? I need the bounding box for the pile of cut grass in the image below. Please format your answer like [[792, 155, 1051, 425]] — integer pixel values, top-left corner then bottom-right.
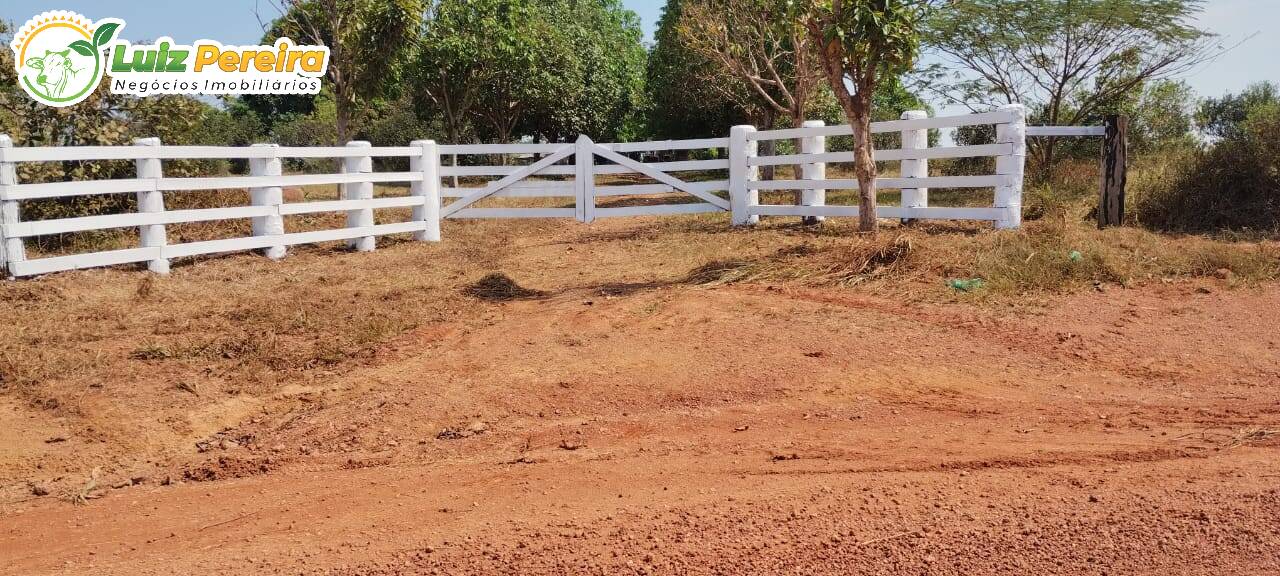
[[464, 273, 546, 301]]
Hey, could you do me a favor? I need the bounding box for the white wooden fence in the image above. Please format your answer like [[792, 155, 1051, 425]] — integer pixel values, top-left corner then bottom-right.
[[731, 103, 1027, 228], [0, 106, 1027, 278]]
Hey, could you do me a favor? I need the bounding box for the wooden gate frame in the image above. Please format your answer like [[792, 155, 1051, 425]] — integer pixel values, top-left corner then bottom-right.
[[439, 135, 730, 222]]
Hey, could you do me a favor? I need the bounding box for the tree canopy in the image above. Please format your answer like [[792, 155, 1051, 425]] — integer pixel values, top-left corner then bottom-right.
[[924, 0, 1216, 167], [263, 0, 425, 143], [411, 0, 646, 144], [645, 0, 753, 139], [677, 0, 823, 130], [1197, 82, 1279, 141]]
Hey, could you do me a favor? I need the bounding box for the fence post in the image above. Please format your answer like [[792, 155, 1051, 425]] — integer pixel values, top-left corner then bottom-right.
[[1098, 115, 1127, 228], [134, 137, 169, 274], [0, 135, 26, 278], [800, 120, 826, 225], [899, 110, 929, 225], [342, 140, 375, 251], [994, 104, 1027, 230], [249, 143, 286, 259], [410, 139, 441, 241], [729, 125, 758, 226], [574, 134, 596, 223]]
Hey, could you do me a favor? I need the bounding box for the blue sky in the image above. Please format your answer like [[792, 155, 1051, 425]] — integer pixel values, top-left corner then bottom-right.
[[4, 0, 1277, 102]]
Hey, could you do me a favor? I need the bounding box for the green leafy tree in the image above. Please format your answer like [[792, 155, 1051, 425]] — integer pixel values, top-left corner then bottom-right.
[[263, 0, 424, 144], [646, 0, 752, 139], [925, 0, 1217, 169], [1197, 81, 1279, 141], [413, 0, 647, 144], [1110, 80, 1196, 153], [1111, 80, 1197, 153], [677, 0, 823, 133], [800, 0, 934, 232], [412, 0, 500, 145], [464, 0, 553, 143], [527, 0, 648, 142]]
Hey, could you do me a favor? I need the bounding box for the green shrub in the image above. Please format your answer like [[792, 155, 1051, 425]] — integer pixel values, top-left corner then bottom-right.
[[1134, 103, 1280, 233]]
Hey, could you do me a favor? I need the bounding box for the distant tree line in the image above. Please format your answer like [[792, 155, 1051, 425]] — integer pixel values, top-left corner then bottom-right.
[[1, 1, 1273, 232], [2, 0, 1224, 151]]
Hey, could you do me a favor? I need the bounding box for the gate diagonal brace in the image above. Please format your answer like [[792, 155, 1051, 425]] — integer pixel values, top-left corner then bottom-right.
[[591, 144, 730, 210], [440, 145, 575, 218]]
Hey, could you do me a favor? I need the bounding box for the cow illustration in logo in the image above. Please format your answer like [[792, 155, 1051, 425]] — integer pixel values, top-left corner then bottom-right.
[[9, 11, 123, 107], [27, 49, 82, 97]]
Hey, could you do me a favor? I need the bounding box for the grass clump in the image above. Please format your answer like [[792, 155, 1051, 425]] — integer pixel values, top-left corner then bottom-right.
[[464, 273, 546, 301]]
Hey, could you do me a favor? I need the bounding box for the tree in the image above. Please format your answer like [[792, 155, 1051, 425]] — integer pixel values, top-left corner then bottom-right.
[[679, 0, 824, 181], [262, 0, 423, 144], [801, 0, 934, 232], [677, 0, 823, 134], [413, 0, 647, 144], [1117, 80, 1196, 153], [526, 0, 648, 142], [457, 0, 551, 143], [1197, 82, 1279, 141], [238, 93, 316, 134], [925, 0, 1217, 169], [646, 0, 752, 139], [412, 0, 498, 145]]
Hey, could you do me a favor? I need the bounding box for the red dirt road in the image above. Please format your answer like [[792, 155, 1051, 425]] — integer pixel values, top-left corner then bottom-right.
[[3, 278, 1279, 574]]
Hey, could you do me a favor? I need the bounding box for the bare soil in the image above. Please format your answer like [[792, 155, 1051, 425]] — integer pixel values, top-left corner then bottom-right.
[[1, 215, 1278, 575]]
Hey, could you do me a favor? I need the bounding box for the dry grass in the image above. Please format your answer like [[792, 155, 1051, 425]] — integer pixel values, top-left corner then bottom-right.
[[60, 466, 101, 505], [464, 273, 546, 301], [1225, 427, 1278, 449], [681, 213, 1278, 298]]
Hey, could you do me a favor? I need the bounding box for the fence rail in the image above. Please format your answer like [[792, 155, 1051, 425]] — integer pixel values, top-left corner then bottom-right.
[[729, 104, 1027, 228], [0, 107, 1035, 278]]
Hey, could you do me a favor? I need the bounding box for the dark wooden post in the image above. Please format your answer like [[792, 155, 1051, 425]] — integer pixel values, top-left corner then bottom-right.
[[1098, 115, 1127, 228]]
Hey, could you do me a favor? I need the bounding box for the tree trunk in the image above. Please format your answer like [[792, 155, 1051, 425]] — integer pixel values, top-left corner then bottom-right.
[[810, 32, 878, 233], [760, 139, 776, 181], [850, 92, 877, 233], [791, 111, 805, 205], [759, 108, 776, 181], [336, 103, 351, 145]]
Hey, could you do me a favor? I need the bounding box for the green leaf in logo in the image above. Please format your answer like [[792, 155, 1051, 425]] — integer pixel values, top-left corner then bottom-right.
[[69, 40, 95, 57], [92, 22, 121, 47]]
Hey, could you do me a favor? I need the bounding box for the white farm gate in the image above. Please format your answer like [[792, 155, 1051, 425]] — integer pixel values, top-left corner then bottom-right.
[[437, 135, 731, 221], [0, 106, 1029, 278]]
